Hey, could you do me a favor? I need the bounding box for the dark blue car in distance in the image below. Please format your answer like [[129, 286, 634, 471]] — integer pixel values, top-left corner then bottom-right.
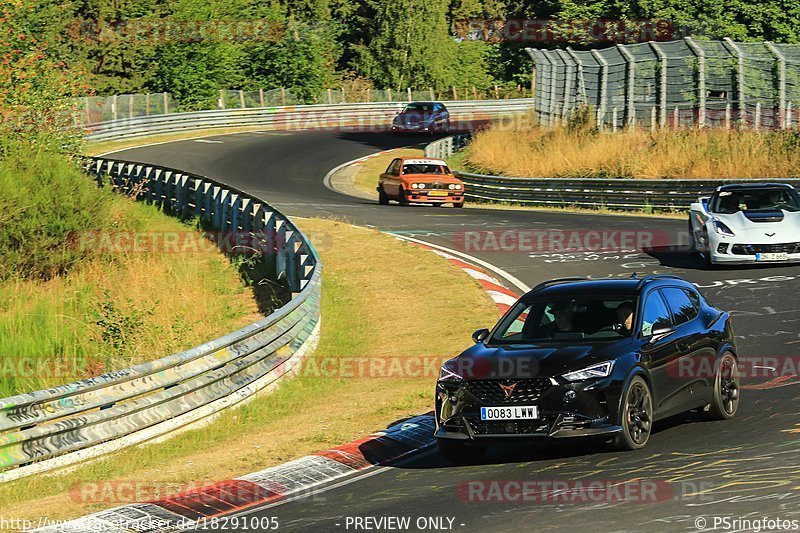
[[391, 101, 450, 134], [435, 275, 740, 463]]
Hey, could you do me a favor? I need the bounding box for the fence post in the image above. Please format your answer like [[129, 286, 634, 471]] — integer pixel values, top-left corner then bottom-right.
[[429, 87, 435, 100], [649, 42, 668, 129], [557, 50, 574, 121], [145, 93, 151, 116], [755, 101, 762, 130], [765, 41, 787, 129], [388, 88, 393, 102], [684, 37, 706, 128], [788, 102, 793, 128], [128, 95, 134, 119], [341, 86, 346, 103], [725, 103, 732, 129], [543, 51, 558, 126], [617, 44, 636, 131], [220, 90, 226, 110], [112, 94, 118, 121], [239, 90, 246, 109], [164, 92, 169, 114], [673, 107, 679, 129], [566, 47, 587, 107], [723, 38, 746, 127], [259, 88, 265, 108], [612, 107, 618, 132], [281, 87, 286, 105], [327, 88, 333, 104], [408, 87, 412, 101], [592, 50, 608, 131]]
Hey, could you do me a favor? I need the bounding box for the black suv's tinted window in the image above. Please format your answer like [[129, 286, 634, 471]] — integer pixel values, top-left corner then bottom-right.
[[641, 291, 672, 336], [662, 287, 698, 325]]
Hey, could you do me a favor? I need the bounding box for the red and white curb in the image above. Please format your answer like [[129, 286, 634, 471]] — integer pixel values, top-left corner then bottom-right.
[[406, 242, 520, 314], [34, 415, 436, 532], [34, 238, 524, 533]]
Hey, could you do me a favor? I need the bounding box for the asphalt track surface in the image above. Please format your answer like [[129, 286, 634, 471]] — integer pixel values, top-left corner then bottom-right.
[[110, 131, 800, 532]]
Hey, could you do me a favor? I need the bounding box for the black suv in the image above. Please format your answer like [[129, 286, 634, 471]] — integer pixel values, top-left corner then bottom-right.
[[435, 275, 740, 463]]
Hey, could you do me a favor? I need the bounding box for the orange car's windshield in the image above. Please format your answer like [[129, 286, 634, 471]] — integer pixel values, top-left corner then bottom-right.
[[402, 164, 448, 175]]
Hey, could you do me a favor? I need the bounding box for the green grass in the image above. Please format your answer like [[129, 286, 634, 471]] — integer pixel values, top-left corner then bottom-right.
[[0, 148, 261, 396]]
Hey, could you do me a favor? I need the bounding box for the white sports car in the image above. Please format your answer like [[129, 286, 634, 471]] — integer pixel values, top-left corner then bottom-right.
[[688, 183, 800, 266]]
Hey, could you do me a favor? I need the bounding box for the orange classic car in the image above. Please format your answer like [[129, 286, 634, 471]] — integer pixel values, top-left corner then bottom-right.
[[377, 157, 465, 208]]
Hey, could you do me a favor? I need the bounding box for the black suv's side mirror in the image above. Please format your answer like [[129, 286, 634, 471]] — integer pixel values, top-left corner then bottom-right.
[[472, 328, 490, 343]]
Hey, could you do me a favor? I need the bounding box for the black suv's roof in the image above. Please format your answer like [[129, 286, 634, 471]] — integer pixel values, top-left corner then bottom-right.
[[521, 276, 692, 301], [717, 182, 795, 192]]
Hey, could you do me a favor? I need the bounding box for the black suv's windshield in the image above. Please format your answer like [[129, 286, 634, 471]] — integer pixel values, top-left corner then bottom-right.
[[491, 296, 636, 343], [709, 188, 800, 214]]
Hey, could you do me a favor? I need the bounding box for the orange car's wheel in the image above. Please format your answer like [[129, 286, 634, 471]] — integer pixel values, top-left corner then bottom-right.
[[397, 188, 408, 206], [453, 201, 464, 208], [378, 186, 389, 205]]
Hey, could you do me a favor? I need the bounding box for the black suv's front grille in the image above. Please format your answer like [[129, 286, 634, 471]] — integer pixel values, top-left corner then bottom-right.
[[731, 242, 800, 255], [465, 379, 552, 405], [464, 417, 549, 435]]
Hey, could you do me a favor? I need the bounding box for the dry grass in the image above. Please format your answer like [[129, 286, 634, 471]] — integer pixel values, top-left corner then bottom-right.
[[465, 113, 800, 179], [0, 218, 500, 525]]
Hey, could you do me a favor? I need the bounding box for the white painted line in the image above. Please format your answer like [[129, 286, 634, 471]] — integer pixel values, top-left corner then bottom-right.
[[194, 139, 224, 144], [392, 234, 531, 294]]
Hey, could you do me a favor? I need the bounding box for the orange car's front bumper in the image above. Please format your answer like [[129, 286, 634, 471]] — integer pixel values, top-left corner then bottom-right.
[[404, 191, 464, 204]]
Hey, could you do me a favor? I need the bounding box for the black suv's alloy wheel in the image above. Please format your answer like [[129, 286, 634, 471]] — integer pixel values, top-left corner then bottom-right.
[[614, 376, 653, 450], [705, 352, 740, 420]]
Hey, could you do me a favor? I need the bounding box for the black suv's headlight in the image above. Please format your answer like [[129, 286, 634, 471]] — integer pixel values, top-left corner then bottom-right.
[[438, 359, 463, 382], [562, 361, 615, 382]]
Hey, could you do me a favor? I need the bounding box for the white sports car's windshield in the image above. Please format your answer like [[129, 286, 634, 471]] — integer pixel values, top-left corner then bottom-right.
[[710, 188, 800, 214]]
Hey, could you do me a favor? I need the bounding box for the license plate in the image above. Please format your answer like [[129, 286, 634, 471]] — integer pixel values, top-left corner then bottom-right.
[[428, 191, 448, 197], [756, 252, 789, 261], [480, 406, 538, 421]]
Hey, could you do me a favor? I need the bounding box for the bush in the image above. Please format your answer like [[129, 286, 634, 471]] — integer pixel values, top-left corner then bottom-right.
[[0, 148, 115, 281]]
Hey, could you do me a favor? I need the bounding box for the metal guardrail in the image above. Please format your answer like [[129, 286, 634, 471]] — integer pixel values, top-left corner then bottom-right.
[[426, 135, 800, 211], [0, 158, 321, 481], [86, 99, 536, 142]]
